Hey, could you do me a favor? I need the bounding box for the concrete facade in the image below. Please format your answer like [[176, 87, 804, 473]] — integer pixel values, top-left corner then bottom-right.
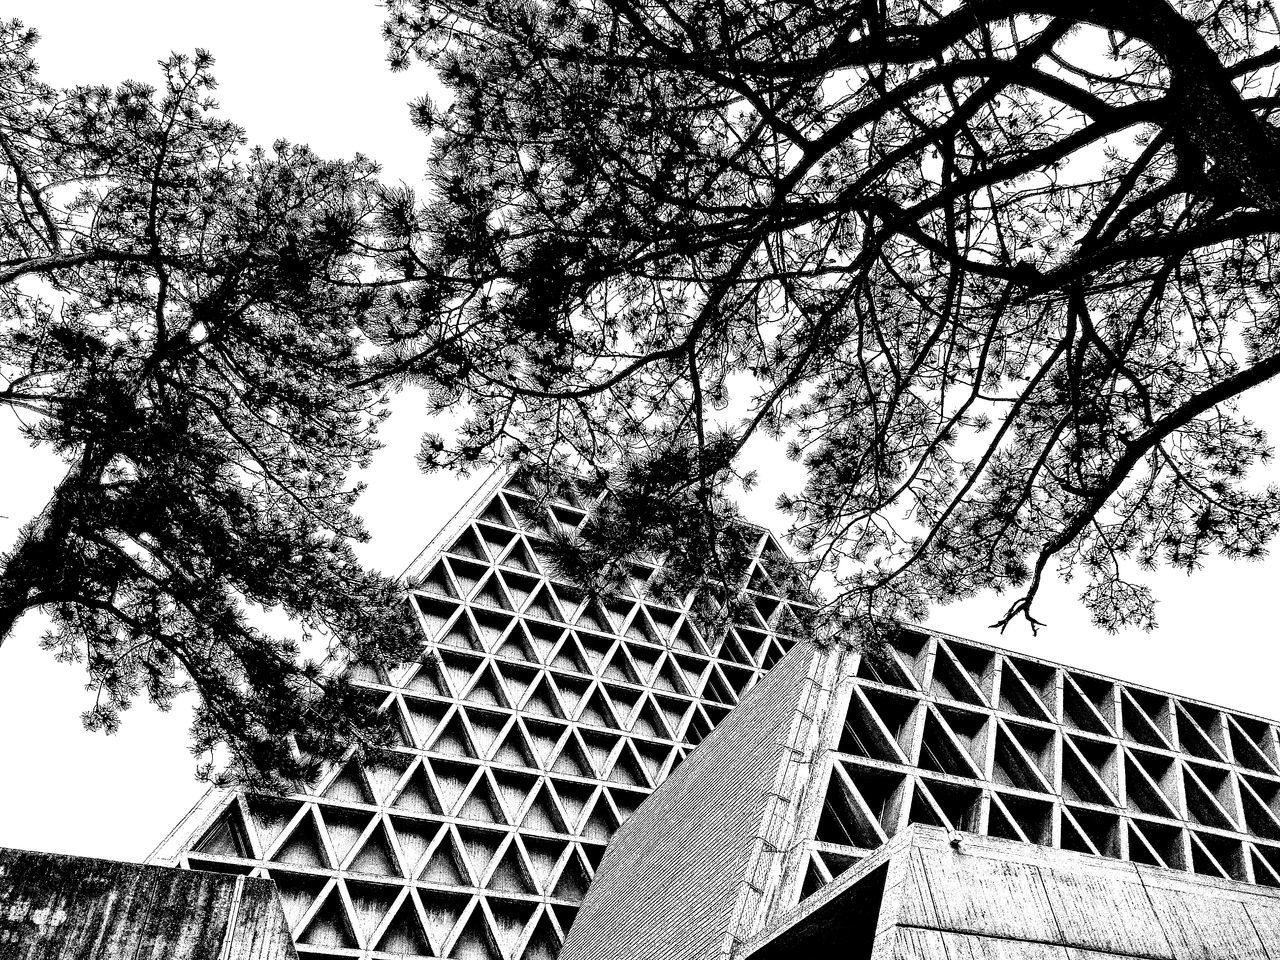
[[151, 468, 1280, 960], [563, 627, 1280, 959], [0, 847, 296, 959], [746, 824, 1280, 959], [154, 469, 811, 960]]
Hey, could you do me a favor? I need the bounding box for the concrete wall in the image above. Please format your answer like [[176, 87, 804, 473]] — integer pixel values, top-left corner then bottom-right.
[[0, 847, 297, 960], [746, 824, 1280, 959], [561, 643, 830, 960]]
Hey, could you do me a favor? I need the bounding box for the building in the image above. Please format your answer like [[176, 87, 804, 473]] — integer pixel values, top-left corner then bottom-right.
[[153, 469, 1280, 959], [152, 468, 811, 959], [742, 824, 1280, 960], [0, 847, 296, 959], [560, 628, 1280, 959]]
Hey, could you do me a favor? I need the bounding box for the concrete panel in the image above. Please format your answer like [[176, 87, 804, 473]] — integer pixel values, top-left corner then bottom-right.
[[0, 847, 296, 960], [745, 826, 1280, 960]]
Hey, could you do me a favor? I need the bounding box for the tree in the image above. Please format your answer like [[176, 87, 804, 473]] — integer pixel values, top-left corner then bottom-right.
[[370, 0, 1280, 639], [0, 21, 417, 787]]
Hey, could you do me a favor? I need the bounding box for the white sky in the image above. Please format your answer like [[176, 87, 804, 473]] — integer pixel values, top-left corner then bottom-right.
[[2, 0, 1279, 864]]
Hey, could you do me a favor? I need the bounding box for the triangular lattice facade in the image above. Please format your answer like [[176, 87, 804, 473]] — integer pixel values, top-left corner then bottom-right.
[[558, 629, 1280, 959], [154, 468, 810, 960]]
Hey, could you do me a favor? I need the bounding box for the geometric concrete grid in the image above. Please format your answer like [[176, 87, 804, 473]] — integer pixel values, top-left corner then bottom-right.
[[559, 630, 1280, 960], [152, 467, 809, 960], [802, 628, 1280, 901]]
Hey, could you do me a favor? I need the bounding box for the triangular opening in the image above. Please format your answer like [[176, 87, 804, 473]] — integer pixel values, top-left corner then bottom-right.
[[520, 837, 567, 894], [815, 768, 883, 849], [481, 495, 515, 527], [991, 725, 1050, 793], [323, 807, 373, 866], [492, 769, 538, 822], [547, 737, 591, 783], [420, 890, 471, 955], [1061, 740, 1116, 806], [298, 887, 357, 949], [418, 830, 468, 886], [471, 610, 514, 653], [1069, 805, 1119, 857], [446, 558, 489, 597], [487, 844, 538, 895], [415, 595, 460, 640], [1183, 764, 1236, 831], [839, 690, 905, 762], [376, 892, 435, 955], [404, 698, 450, 749], [448, 526, 490, 561], [346, 880, 400, 942], [606, 742, 648, 788], [579, 793, 620, 842], [450, 906, 502, 960], [391, 761, 444, 815], [389, 817, 439, 875], [270, 871, 327, 931], [996, 792, 1052, 845], [246, 796, 299, 854], [456, 772, 507, 826], [930, 646, 986, 706], [500, 571, 538, 610], [439, 651, 484, 696], [1124, 751, 1179, 819], [1122, 690, 1172, 749], [575, 687, 616, 729], [551, 779, 595, 832], [549, 635, 593, 675], [477, 521, 516, 559], [521, 783, 569, 834], [457, 825, 507, 885], [500, 538, 539, 574], [195, 804, 252, 859], [464, 707, 513, 760], [1063, 676, 1113, 735], [474, 572, 515, 611], [429, 710, 477, 759], [489, 898, 537, 958], [553, 849, 592, 900], [428, 757, 480, 816], [524, 583, 563, 621], [918, 708, 984, 779], [349, 820, 401, 876], [998, 663, 1052, 721], [523, 718, 567, 768], [491, 723, 539, 769], [495, 626, 539, 665], [274, 810, 330, 868], [405, 658, 449, 697], [520, 676, 566, 720], [524, 621, 562, 662], [418, 561, 458, 598]]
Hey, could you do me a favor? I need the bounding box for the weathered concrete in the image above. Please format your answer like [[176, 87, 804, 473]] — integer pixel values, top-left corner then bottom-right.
[[0, 847, 297, 959], [744, 824, 1280, 959]]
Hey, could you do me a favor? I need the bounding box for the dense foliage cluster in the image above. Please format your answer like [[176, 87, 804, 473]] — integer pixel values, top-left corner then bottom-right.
[[373, 0, 1280, 638], [0, 22, 417, 786]]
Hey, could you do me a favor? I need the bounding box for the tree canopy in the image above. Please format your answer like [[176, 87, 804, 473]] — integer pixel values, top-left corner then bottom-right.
[[0, 22, 416, 787], [371, 0, 1280, 638]]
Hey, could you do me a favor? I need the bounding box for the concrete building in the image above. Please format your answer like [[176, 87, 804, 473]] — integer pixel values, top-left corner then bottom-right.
[[153, 470, 1280, 959], [0, 847, 296, 959], [743, 824, 1280, 960], [561, 629, 1280, 959], [153, 469, 810, 959]]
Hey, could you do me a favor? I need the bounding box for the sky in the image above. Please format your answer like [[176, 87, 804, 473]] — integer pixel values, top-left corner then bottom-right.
[[2, 0, 1280, 864]]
